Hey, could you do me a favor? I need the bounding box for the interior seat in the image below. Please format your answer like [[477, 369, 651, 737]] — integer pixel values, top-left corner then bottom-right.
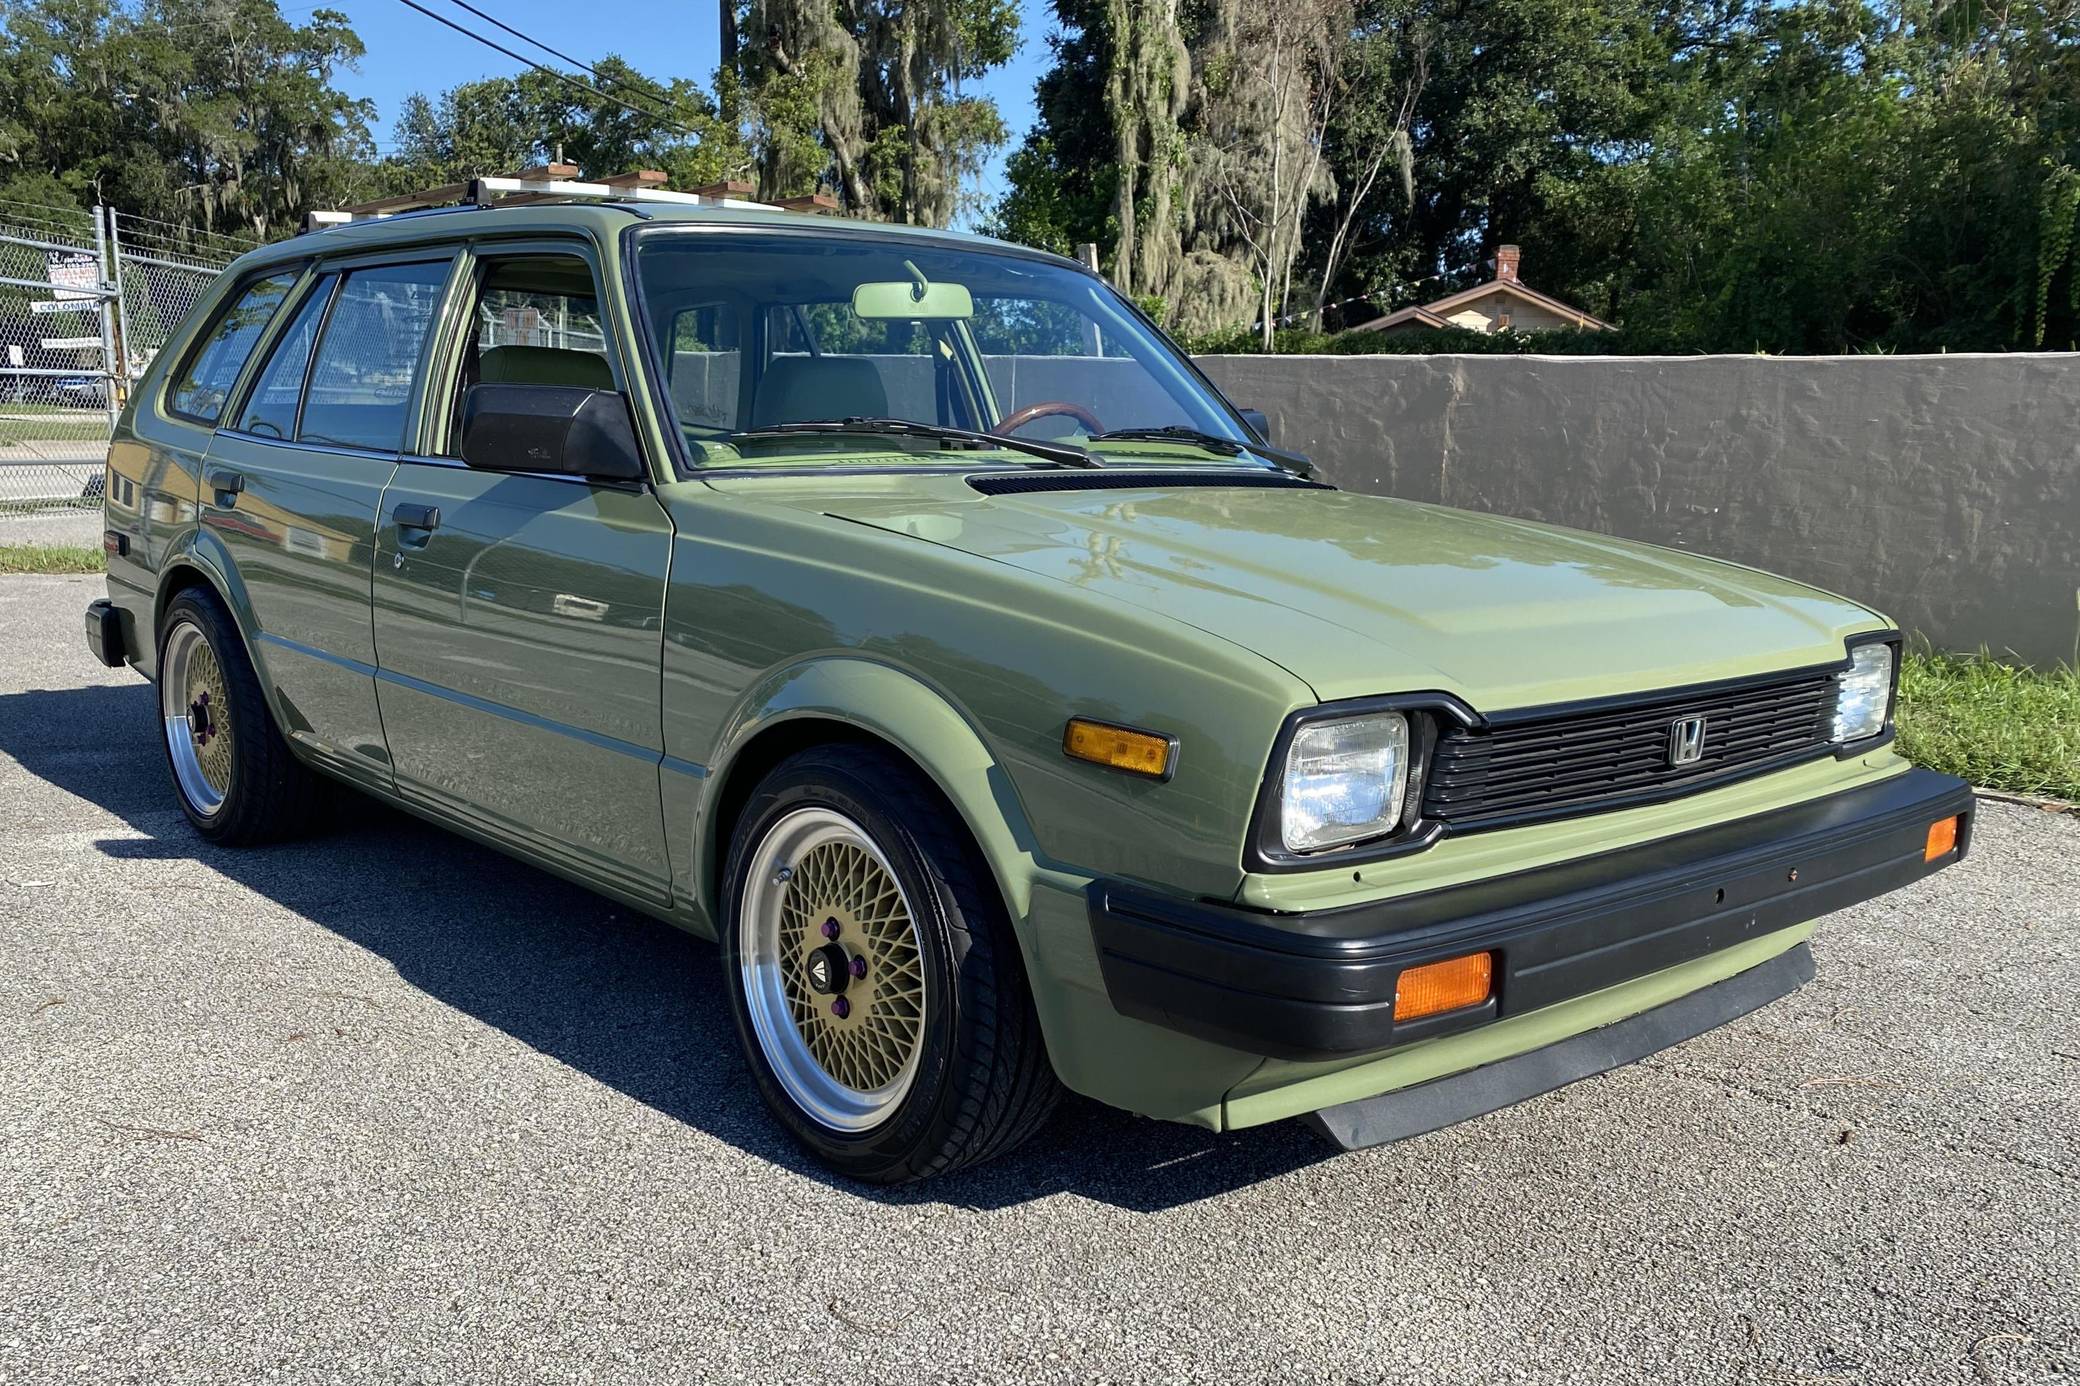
[[753, 356, 889, 427], [477, 344, 615, 391]]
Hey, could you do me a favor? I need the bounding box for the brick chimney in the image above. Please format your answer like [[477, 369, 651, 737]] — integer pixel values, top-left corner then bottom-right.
[[1495, 244, 1522, 283]]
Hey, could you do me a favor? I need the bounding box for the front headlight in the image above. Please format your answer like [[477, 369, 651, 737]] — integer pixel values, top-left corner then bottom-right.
[[1280, 712, 1410, 853], [1833, 640, 1895, 743]]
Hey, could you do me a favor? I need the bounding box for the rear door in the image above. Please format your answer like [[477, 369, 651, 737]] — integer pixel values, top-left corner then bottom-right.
[[370, 242, 674, 904], [201, 254, 457, 788]]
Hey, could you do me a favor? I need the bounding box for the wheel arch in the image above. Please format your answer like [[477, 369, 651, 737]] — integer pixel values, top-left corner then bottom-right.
[[691, 658, 1050, 957], [151, 535, 283, 727]]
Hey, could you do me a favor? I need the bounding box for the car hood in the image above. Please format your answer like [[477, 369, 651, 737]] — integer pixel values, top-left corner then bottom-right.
[[787, 478, 1884, 709]]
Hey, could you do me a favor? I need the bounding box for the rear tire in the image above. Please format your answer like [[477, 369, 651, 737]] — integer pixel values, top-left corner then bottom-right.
[[720, 744, 1060, 1183], [156, 587, 321, 844]]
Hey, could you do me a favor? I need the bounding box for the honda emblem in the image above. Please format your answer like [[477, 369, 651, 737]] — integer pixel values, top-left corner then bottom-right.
[[1668, 715, 1707, 766]]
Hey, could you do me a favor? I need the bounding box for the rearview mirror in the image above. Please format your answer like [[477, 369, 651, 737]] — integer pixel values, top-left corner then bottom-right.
[[852, 279, 974, 320], [460, 384, 646, 481]]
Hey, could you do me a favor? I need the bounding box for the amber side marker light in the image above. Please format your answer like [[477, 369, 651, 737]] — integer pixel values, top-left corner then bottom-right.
[[1394, 952, 1495, 1022], [1925, 814, 1962, 862], [1063, 718, 1175, 780]]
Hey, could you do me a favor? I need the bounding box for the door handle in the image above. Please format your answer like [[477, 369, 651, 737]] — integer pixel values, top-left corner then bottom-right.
[[393, 503, 441, 532], [206, 468, 244, 506]]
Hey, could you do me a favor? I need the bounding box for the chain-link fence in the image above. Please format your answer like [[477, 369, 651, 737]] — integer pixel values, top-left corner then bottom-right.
[[106, 209, 255, 385], [1, 200, 246, 538]]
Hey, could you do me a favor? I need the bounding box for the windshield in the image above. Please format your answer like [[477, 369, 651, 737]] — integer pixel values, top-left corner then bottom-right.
[[631, 229, 1253, 467]]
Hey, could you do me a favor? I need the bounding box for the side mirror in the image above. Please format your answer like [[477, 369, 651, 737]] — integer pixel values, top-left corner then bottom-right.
[[460, 384, 647, 482], [1239, 407, 1272, 444]]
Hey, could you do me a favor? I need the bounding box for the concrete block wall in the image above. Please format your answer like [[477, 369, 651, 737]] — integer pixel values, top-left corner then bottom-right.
[[1196, 353, 2080, 667]]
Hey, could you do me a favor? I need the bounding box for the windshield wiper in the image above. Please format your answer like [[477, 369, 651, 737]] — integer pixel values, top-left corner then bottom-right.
[[728, 418, 1101, 469], [1089, 425, 1314, 476]]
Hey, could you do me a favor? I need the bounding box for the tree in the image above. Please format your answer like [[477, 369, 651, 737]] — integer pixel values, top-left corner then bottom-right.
[[0, 0, 378, 239], [382, 59, 749, 193], [733, 0, 1022, 226], [1101, 0, 1192, 297], [1191, 0, 1349, 347], [1004, 0, 2080, 352], [984, 0, 1115, 254], [1309, 4, 1425, 330]]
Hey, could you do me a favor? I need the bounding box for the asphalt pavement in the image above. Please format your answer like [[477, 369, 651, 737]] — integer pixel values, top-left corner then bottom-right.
[[2, 573, 2073, 1384]]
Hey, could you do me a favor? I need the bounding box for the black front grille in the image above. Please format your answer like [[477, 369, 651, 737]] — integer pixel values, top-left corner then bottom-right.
[[1422, 669, 1838, 830]]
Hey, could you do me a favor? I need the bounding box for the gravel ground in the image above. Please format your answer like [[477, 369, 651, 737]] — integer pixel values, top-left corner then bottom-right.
[[2, 572, 2074, 1385]]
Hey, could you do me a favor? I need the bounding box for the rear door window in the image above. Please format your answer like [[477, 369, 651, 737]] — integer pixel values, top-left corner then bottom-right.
[[168, 271, 298, 423], [299, 261, 450, 451]]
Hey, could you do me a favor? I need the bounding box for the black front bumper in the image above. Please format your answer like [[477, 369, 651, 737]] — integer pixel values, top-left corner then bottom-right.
[[1090, 768, 1973, 1061]]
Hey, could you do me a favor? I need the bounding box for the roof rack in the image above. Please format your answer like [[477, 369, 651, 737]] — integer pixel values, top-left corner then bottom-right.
[[301, 165, 839, 234]]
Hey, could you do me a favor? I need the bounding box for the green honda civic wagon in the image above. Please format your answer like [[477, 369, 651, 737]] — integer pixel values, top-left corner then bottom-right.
[[84, 196, 1971, 1182]]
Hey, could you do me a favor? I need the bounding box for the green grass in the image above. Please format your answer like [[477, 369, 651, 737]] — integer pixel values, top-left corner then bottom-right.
[[2, 497, 100, 513], [0, 544, 103, 574], [1897, 649, 2080, 802], [2, 422, 109, 443], [0, 402, 100, 417]]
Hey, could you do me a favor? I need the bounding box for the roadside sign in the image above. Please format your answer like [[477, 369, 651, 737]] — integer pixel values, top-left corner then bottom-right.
[[501, 305, 549, 346], [45, 249, 100, 300], [39, 336, 101, 350], [6, 345, 21, 367], [31, 298, 98, 314]]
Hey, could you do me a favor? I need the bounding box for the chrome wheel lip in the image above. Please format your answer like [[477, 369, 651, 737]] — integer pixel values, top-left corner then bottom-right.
[[739, 806, 927, 1133], [160, 619, 229, 818]]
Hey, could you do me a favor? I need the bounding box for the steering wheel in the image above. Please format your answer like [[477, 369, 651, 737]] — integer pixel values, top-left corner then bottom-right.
[[994, 400, 1104, 437]]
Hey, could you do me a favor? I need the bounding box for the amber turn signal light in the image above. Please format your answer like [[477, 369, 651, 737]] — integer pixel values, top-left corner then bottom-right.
[[1063, 718, 1175, 780], [1394, 951, 1494, 1022], [1924, 814, 1961, 862]]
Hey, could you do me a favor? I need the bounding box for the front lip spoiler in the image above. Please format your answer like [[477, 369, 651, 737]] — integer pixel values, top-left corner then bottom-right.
[[1304, 939, 1818, 1150], [1088, 767, 1973, 1061]]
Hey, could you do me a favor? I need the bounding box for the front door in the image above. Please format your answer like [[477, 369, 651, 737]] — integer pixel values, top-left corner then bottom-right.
[[200, 257, 453, 788], [370, 247, 674, 903]]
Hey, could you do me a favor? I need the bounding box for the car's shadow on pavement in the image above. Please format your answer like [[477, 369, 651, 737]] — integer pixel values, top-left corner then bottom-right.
[[1, 681, 1334, 1212]]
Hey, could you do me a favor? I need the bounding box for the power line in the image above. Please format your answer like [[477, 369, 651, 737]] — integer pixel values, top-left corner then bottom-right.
[[438, 0, 714, 132], [389, 0, 702, 139]]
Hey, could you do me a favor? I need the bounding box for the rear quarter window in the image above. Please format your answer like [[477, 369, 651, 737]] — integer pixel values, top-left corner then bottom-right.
[[236, 274, 337, 440], [166, 270, 299, 423]]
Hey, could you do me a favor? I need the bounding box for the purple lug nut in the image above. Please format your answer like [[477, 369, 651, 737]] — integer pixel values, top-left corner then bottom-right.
[[821, 918, 841, 940], [849, 955, 868, 980], [831, 996, 851, 1019]]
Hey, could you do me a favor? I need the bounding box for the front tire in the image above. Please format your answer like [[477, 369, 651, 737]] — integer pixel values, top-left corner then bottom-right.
[[720, 745, 1060, 1183], [156, 587, 320, 844]]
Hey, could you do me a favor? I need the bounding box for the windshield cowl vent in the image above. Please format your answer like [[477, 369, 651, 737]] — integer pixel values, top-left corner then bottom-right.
[[967, 471, 1330, 497]]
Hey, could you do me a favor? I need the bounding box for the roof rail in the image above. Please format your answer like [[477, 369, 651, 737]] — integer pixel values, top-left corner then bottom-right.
[[301, 165, 825, 234]]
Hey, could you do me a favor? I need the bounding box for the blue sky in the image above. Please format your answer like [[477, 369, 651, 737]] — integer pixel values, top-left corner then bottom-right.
[[323, 0, 1057, 226]]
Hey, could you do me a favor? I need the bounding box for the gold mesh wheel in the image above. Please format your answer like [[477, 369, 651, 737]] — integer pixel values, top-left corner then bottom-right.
[[739, 807, 929, 1131], [160, 619, 235, 816]]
